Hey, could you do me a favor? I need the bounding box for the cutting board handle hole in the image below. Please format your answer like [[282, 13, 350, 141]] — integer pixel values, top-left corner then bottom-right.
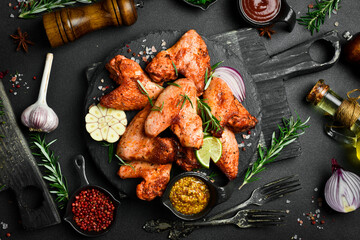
[[19, 186, 44, 209], [309, 39, 335, 64]]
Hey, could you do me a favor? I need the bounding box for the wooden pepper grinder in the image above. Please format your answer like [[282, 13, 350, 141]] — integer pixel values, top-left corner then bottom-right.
[[43, 0, 142, 48], [343, 31, 360, 66]]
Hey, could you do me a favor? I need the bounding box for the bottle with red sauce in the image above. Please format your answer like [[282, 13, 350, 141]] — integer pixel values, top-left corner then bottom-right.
[[237, 0, 296, 32]]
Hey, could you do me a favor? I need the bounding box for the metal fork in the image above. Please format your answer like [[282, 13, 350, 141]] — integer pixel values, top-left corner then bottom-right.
[[185, 209, 285, 228], [207, 175, 301, 221]]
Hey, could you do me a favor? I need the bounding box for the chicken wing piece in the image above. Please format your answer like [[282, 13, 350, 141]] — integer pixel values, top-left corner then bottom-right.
[[100, 55, 163, 111], [203, 77, 258, 136], [118, 161, 172, 201], [170, 81, 203, 149], [145, 78, 203, 149], [145, 29, 210, 95], [175, 147, 200, 171], [216, 127, 239, 180], [117, 106, 177, 164]]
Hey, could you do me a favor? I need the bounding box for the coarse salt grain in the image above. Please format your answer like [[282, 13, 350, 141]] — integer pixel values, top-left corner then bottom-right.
[[286, 199, 291, 204], [98, 86, 103, 90]]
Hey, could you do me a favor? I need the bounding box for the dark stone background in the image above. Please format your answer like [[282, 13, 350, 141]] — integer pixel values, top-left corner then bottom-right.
[[0, 0, 359, 239]]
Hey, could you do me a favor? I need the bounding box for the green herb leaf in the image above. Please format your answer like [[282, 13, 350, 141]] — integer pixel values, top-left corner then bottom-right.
[[115, 154, 135, 172], [204, 61, 223, 91], [239, 114, 310, 190], [102, 142, 114, 163], [151, 101, 164, 112], [179, 94, 193, 109], [167, 82, 181, 88], [197, 98, 223, 134], [297, 0, 341, 35], [30, 133, 69, 209], [19, 0, 94, 19], [0, 185, 5, 191], [137, 80, 154, 106], [172, 61, 178, 77]]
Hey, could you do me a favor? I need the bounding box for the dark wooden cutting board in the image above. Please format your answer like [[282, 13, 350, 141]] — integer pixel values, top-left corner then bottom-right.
[[84, 31, 262, 198], [0, 81, 61, 230]]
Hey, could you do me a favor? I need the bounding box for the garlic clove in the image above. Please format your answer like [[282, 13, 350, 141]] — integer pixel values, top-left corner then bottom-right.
[[98, 104, 108, 116], [85, 113, 98, 123], [105, 115, 113, 123], [108, 118, 118, 126], [108, 108, 126, 120], [106, 127, 120, 143], [112, 123, 126, 136], [86, 123, 98, 133], [101, 126, 109, 141], [89, 105, 102, 119], [90, 129, 103, 141]]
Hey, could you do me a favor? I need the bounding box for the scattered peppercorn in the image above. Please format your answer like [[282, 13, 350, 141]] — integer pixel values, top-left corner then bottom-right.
[[320, 220, 325, 224], [16, 84, 20, 88], [9, 89, 13, 93], [33, 76, 36, 80], [72, 188, 115, 232], [5, 233, 10, 237], [242, 147, 246, 151]]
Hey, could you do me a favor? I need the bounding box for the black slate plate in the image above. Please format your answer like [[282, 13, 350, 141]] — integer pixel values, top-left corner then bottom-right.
[[84, 31, 262, 198]]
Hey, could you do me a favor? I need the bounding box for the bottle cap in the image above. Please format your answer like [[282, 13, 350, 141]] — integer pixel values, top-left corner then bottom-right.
[[306, 79, 330, 105]]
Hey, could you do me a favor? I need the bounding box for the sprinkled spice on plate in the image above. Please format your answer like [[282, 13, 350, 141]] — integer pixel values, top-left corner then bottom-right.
[[169, 176, 210, 215]]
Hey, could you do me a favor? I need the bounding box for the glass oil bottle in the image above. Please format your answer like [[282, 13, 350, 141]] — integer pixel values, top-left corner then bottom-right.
[[306, 79, 360, 159]]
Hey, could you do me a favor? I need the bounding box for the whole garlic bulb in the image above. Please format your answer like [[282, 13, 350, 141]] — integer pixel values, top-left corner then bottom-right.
[[21, 53, 59, 133]]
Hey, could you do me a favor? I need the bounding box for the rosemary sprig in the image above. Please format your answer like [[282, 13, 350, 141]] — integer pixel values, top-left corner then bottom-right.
[[177, 94, 193, 109], [297, 0, 341, 35], [102, 142, 114, 163], [19, 0, 94, 19], [137, 80, 154, 107], [204, 61, 223, 91], [172, 61, 178, 77], [115, 154, 135, 172], [30, 133, 69, 209], [167, 82, 181, 88], [151, 101, 164, 112], [197, 98, 222, 133], [239, 115, 310, 190]]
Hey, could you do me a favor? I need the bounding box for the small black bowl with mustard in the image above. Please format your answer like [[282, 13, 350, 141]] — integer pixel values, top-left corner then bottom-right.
[[162, 171, 234, 221]]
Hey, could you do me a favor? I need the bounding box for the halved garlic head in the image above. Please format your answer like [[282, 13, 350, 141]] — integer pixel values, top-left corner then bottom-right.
[[85, 104, 127, 143]]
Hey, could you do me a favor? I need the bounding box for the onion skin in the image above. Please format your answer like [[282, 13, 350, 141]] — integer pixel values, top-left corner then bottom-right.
[[213, 66, 246, 102], [324, 158, 360, 213]]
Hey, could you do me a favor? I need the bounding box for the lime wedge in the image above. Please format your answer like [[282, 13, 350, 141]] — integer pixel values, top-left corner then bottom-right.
[[195, 136, 222, 169]]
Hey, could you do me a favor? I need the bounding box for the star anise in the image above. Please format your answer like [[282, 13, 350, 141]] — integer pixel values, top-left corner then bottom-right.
[[257, 25, 276, 39], [10, 27, 34, 52]]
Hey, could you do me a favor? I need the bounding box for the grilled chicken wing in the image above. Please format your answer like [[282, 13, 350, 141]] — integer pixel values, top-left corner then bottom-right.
[[100, 55, 163, 110], [145, 78, 203, 149], [146, 29, 210, 95], [216, 127, 239, 180], [203, 77, 258, 136], [117, 106, 177, 164], [118, 161, 172, 201], [175, 147, 200, 171]]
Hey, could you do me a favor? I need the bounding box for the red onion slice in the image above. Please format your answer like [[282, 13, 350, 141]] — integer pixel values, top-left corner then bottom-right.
[[213, 66, 246, 102]]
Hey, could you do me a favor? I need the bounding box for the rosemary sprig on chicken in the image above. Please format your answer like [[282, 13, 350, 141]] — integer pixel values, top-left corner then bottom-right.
[[197, 98, 222, 134]]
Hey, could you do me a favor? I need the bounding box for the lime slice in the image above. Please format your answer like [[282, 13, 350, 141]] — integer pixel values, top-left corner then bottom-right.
[[195, 136, 222, 169]]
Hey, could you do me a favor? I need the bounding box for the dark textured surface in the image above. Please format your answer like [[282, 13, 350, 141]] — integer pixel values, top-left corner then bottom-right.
[[0, 81, 60, 229], [1, 0, 360, 240]]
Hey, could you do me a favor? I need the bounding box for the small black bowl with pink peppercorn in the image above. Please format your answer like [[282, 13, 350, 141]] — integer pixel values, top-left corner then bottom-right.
[[64, 155, 120, 237]]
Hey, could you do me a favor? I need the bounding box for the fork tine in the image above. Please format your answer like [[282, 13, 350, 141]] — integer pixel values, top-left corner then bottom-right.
[[265, 187, 302, 202], [261, 179, 300, 194], [264, 183, 301, 197], [247, 222, 285, 228], [261, 175, 297, 188]]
